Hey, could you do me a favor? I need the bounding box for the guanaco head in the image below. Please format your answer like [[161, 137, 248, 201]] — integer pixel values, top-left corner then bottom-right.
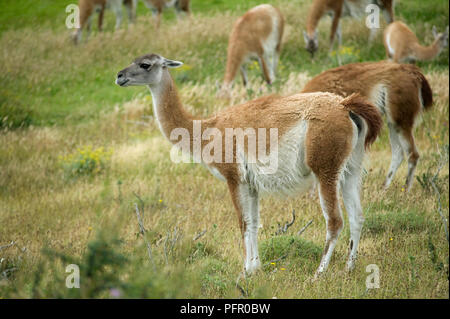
[[115, 53, 183, 87], [303, 30, 318, 58], [432, 25, 449, 49]]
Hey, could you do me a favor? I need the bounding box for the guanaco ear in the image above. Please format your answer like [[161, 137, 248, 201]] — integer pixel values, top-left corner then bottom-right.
[[162, 58, 183, 68]]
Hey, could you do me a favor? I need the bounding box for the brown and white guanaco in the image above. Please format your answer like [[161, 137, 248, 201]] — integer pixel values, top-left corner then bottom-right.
[[219, 4, 284, 96], [384, 21, 449, 63], [115, 53, 382, 277]]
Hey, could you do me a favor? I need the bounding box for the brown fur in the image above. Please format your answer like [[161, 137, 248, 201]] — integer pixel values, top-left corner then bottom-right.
[[418, 72, 433, 110], [302, 61, 433, 189], [306, 0, 344, 40], [384, 21, 449, 63], [78, 0, 108, 34], [341, 93, 383, 149], [154, 68, 357, 173], [222, 4, 284, 88]]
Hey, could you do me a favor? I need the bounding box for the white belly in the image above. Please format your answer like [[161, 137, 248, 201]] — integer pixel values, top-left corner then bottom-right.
[[239, 121, 315, 196]]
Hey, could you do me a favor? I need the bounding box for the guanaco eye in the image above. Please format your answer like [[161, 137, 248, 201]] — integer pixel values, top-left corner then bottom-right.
[[140, 63, 151, 70]]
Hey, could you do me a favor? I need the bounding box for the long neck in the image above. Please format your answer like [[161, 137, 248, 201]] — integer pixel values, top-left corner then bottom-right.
[[306, 0, 325, 36], [412, 39, 442, 60], [148, 69, 196, 141], [223, 41, 245, 86]]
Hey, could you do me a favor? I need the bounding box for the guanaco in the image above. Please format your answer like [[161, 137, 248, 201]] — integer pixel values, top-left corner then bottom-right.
[[302, 61, 433, 191], [219, 4, 284, 96], [115, 53, 382, 277], [384, 21, 449, 63]]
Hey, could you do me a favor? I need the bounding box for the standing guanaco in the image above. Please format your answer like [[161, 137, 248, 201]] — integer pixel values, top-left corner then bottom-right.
[[115, 53, 382, 277]]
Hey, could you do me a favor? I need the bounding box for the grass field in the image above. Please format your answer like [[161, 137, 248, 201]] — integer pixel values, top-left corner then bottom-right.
[[0, 0, 448, 299]]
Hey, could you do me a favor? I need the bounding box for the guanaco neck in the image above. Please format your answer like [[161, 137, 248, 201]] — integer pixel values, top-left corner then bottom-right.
[[223, 41, 246, 86], [306, 0, 325, 36], [148, 69, 197, 141], [412, 39, 443, 60]]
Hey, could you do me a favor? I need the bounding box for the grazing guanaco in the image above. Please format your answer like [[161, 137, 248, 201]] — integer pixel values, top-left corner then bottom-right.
[[73, 0, 135, 44], [219, 4, 284, 96], [384, 21, 449, 63], [303, 0, 394, 57], [142, 0, 191, 29], [302, 61, 433, 191], [115, 53, 382, 277]]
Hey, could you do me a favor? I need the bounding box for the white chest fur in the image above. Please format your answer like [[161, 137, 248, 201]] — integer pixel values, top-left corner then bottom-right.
[[238, 120, 315, 196], [261, 9, 280, 54]]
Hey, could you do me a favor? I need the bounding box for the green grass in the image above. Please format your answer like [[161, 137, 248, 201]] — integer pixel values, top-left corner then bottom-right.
[[1, 0, 448, 126], [364, 202, 431, 235], [0, 0, 449, 299]]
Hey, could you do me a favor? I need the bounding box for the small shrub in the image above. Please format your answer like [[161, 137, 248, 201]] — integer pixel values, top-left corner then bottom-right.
[[416, 171, 435, 193], [59, 146, 113, 178]]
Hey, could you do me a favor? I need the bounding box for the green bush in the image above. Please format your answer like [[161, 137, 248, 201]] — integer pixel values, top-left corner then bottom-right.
[[59, 146, 113, 178]]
